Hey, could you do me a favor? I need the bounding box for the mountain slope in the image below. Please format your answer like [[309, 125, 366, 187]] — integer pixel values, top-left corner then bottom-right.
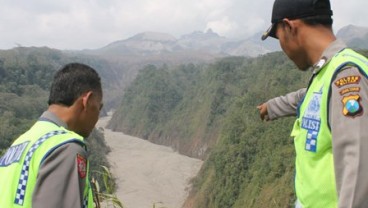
[[98, 32, 178, 55], [90, 30, 279, 58], [337, 25, 368, 49]]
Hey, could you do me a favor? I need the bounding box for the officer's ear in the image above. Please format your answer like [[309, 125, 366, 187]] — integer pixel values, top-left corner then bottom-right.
[[281, 19, 292, 34], [282, 18, 300, 38], [81, 91, 93, 111]]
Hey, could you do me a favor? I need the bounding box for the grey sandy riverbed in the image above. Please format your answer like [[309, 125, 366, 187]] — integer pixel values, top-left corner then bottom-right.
[[96, 115, 203, 208]]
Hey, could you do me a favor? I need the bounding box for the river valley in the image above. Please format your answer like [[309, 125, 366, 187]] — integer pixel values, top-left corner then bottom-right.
[[96, 115, 203, 208]]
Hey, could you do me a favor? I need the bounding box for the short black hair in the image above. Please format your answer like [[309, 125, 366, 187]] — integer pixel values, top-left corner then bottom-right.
[[48, 63, 102, 106]]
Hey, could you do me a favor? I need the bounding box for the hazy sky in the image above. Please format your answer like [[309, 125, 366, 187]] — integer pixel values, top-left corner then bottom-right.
[[1, 0, 367, 50]]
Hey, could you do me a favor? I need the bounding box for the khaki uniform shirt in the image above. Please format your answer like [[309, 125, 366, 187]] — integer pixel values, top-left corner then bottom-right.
[[32, 111, 88, 208]]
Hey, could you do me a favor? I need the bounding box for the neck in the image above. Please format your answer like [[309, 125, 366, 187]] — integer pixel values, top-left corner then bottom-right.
[[48, 104, 78, 130], [300, 26, 336, 66]]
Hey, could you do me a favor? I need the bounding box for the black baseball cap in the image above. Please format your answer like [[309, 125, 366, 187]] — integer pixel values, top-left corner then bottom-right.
[[261, 0, 333, 40]]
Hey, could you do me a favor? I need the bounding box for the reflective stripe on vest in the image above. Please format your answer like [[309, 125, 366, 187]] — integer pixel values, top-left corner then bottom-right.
[[14, 130, 67, 205]]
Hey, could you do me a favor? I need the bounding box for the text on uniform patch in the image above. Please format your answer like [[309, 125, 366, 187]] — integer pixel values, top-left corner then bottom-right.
[[0, 142, 29, 167]]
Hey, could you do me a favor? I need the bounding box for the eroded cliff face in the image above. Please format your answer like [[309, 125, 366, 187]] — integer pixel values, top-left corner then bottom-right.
[[135, 127, 217, 159], [106, 60, 234, 159], [108, 106, 221, 159]]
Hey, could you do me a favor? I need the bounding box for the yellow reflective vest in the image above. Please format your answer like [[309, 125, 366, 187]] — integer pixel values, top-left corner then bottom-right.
[[0, 120, 93, 208], [291, 48, 368, 208]]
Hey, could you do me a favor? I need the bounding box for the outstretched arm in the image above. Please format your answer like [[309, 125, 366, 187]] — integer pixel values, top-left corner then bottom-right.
[[257, 88, 306, 121]]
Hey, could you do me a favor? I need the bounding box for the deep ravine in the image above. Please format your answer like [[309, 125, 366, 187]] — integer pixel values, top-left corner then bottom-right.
[[96, 115, 203, 208]]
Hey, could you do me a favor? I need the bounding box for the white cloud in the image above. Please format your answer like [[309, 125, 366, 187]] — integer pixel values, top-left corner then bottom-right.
[[0, 0, 366, 50]]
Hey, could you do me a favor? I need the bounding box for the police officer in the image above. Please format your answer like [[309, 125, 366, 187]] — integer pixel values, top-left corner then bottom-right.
[[0, 63, 103, 207], [260, 0, 368, 207]]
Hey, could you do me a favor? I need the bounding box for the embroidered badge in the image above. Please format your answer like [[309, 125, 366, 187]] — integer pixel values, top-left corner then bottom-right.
[[334, 76, 361, 88], [340, 87, 361, 95], [77, 154, 87, 179], [302, 91, 322, 153], [342, 94, 363, 117]]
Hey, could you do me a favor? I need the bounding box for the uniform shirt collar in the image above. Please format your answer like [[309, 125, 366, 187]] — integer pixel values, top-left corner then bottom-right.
[[39, 111, 68, 129], [312, 39, 347, 74]]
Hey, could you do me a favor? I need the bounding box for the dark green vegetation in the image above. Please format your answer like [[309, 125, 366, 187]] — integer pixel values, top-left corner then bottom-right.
[[109, 50, 368, 207], [0, 47, 116, 191]]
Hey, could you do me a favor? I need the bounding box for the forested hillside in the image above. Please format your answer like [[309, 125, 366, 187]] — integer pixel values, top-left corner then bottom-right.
[[109, 50, 368, 207], [0, 47, 115, 189], [108, 52, 308, 159]]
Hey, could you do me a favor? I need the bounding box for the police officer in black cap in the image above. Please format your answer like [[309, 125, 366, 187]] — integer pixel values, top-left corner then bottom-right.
[[258, 0, 368, 207]]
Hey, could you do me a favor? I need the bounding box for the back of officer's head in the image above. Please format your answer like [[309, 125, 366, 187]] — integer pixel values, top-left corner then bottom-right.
[[48, 63, 102, 106]]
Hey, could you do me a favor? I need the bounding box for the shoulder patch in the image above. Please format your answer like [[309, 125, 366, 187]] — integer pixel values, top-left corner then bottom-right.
[[77, 154, 87, 179], [334, 76, 361, 88], [0, 141, 29, 167], [342, 94, 363, 117]]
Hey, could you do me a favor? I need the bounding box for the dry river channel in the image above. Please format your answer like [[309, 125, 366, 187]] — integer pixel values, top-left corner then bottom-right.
[[96, 115, 203, 208]]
